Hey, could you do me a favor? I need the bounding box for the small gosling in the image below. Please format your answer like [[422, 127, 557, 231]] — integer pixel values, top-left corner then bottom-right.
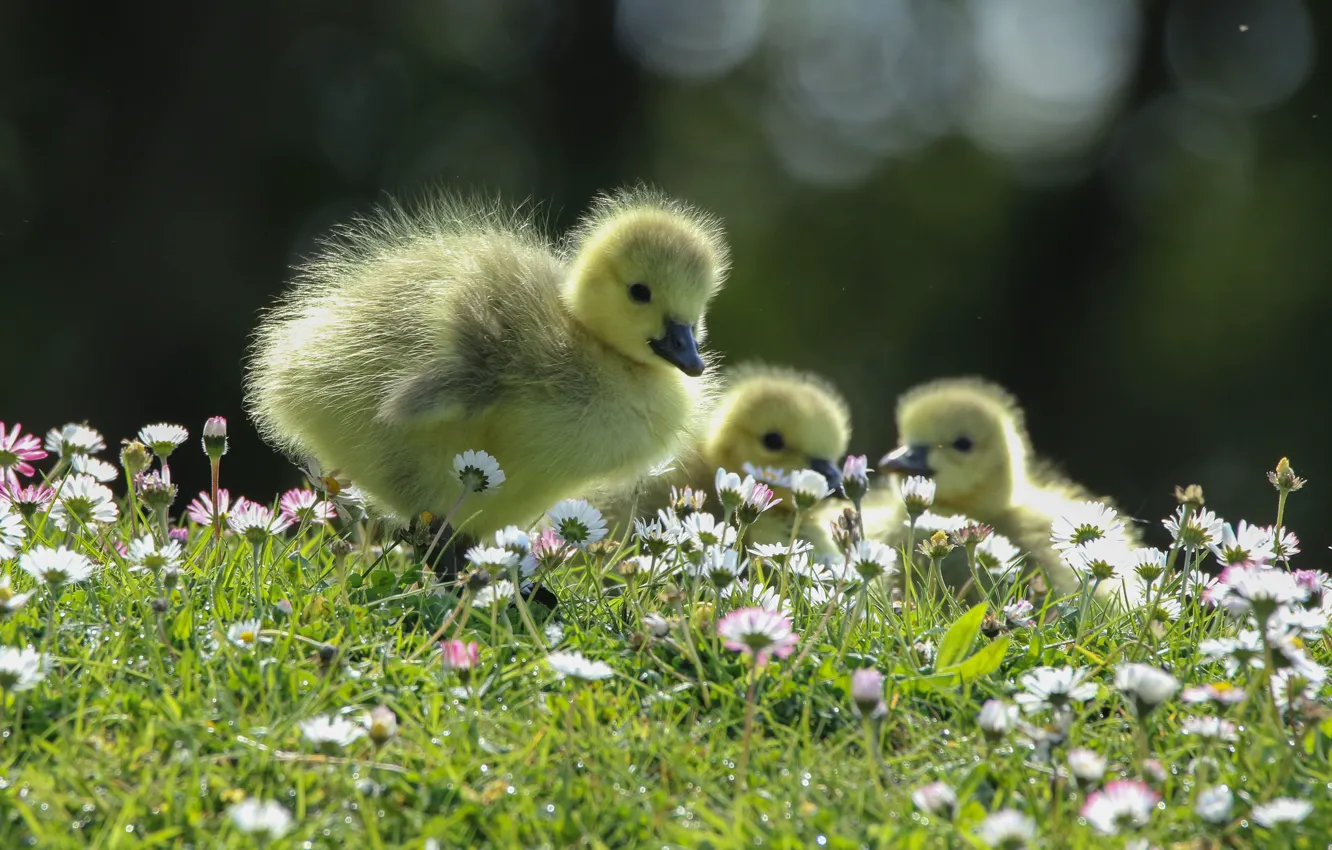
[[873, 377, 1142, 604], [246, 187, 730, 542]]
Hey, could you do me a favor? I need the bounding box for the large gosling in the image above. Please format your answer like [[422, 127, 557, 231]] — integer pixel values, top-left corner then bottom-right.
[[874, 377, 1142, 604], [246, 188, 729, 539]]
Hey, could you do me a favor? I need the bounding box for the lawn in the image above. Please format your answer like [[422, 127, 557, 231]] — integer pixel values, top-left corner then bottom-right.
[[0, 421, 1327, 848]]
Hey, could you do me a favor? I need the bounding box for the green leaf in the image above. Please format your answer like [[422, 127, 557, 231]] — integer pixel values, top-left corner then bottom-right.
[[945, 636, 1010, 682], [935, 602, 987, 669]]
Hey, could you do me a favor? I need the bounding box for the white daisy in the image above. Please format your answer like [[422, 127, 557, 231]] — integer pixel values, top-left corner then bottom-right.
[[1114, 663, 1179, 717], [788, 468, 831, 510], [688, 545, 742, 589], [1210, 564, 1307, 620], [1270, 665, 1325, 710], [0, 504, 25, 559], [846, 539, 898, 582], [546, 499, 607, 549], [1129, 547, 1167, 584], [748, 540, 813, 563], [126, 535, 183, 575], [50, 473, 118, 529], [1268, 605, 1328, 639], [465, 545, 520, 574], [227, 503, 293, 542], [977, 699, 1019, 741], [227, 618, 265, 650], [70, 454, 118, 483], [899, 475, 936, 516], [976, 532, 1022, 576], [0, 575, 34, 619], [1080, 779, 1159, 835], [227, 799, 293, 839], [1180, 682, 1246, 706], [1050, 501, 1124, 551], [717, 606, 797, 665], [1251, 798, 1313, 827], [1209, 520, 1276, 567], [1066, 748, 1106, 783], [1194, 785, 1233, 823], [634, 513, 685, 554], [19, 545, 95, 587], [910, 510, 971, 534], [910, 781, 957, 819], [741, 463, 789, 488], [1199, 631, 1265, 676], [300, 714, 366, 749], [1266, 525, 1300, 561], [492, 525, 530, 555], [682, 511, 737, 549], [546, 650, 613, 681], [0, 646, 48, 692], [472, 579, 515, 608], [1003, 599, 1036, 628], [138, 423, 189, 458], [1163, 505, 1224, 552], [974, 809, 1036, 848], [453, 449, 505, 493], [43, 423, 105, 458], [1015, 666, 1098, 714], [1061, 538, 1133, 583], [714, 468, 744, 512], [1181, 717, 1238, 742]]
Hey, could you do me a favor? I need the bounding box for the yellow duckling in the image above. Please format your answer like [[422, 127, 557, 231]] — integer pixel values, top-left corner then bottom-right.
[[873, 377, 1141, 604], [246, 187, 729, 539]]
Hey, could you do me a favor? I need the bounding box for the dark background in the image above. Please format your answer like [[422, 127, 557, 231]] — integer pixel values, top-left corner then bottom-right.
[[3, 0, 1327, 557]]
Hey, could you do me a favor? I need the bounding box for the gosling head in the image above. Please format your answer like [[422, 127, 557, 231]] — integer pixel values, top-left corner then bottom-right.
[[563, 188, 729, 377], [705, 364, 852, 497], [879, 378, 1030, 514]]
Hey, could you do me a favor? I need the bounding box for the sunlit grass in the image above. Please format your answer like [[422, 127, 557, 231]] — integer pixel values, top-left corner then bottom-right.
[[0, 422, 1327, 847]]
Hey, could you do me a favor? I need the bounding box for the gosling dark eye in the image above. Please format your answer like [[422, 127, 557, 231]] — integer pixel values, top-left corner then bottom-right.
[[952, 436, 974, 452], [761, 431, 785, 451], [628, 283, 652, 303]]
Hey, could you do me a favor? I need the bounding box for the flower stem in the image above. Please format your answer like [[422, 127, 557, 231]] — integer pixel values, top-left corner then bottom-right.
[[735, 669, 758, 797]]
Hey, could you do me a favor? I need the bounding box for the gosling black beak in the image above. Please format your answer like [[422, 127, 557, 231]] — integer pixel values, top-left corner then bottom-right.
[[880, 444, 933, 477], [649, 319, 705, 377], [808, 457, 845, 499]]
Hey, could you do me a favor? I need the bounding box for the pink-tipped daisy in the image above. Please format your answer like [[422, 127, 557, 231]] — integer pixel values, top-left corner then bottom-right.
[[717, 607, 797, 666], [1080, 779, 1159, 834], [278, 488, 338, 526], [185, 489, 248, 525], [0, 482, 56, 519], [0, 422, 47, 488]]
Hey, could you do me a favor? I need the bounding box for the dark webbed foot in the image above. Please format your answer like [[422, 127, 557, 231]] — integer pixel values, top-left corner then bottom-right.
[[403, 515, 474, 584]]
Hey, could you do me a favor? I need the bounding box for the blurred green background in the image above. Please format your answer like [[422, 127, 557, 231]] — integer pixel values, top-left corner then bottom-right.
[[3, 0, 1327, 557]]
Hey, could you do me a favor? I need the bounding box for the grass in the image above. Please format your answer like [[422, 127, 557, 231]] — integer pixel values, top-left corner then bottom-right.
[[0, 438, 1329, 848]]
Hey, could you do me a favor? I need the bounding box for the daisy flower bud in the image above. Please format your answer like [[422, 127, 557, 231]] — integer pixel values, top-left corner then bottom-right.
[[1114, 663, 1179, 719], [1267, 457, 1305, 494], [918, 530, 954, 562], [850, 667, 886, 718], [119, 440, 153, 477], [202, 416, 228, 460], [735, 477, 779, 525], [364, 705, 398, 747], [841, 455, 870, 504], [1173, 484, 1205, 509], [668, 485, 707, 519], [789, 469, 830, 512], [1066, 748, 1107, 786], [899, 475, 935, 518], [134, 471, 177, 512], [439, 640, 480, 677], [714, 468, 743, 515]]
